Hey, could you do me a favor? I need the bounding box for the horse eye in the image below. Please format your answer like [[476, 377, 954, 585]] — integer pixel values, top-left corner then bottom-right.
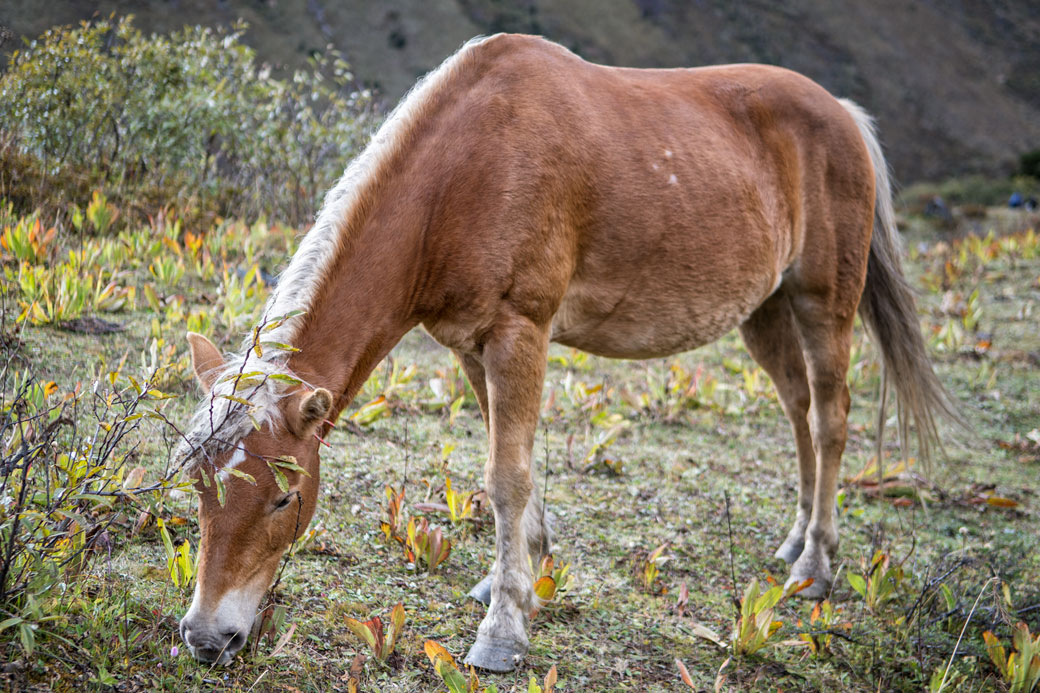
[[274, 495, 293, 511]]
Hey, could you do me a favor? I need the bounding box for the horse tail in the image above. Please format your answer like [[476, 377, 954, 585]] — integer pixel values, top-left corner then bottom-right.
[[839, 98, 968, 466]]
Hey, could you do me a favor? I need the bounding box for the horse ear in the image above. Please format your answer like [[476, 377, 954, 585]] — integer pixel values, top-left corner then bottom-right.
[[287, 388, 333, 438], [187, 332, 225, 393]]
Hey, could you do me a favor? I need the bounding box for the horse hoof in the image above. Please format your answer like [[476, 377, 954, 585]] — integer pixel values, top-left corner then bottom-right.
[[467, 574, 493, 606], [773, 539, 804, 564], [463, 635, 526, 673]]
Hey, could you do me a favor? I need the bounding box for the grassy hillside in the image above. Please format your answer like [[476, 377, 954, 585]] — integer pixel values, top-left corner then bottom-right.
[[2, 198, 1039, 690], [4, 0, 1039, 182]]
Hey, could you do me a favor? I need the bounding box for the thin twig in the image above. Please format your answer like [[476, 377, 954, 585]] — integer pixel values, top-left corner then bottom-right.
[[540, 426, 549, 554], [723, 491, 738, 614], [937, 577, 998, 692]]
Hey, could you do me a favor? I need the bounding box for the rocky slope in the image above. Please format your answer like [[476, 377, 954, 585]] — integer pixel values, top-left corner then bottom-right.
[[4, 0, 1039, 181]]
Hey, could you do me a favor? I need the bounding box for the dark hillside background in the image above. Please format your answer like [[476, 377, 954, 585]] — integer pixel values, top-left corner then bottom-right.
[[4, 0, 1039, 182]]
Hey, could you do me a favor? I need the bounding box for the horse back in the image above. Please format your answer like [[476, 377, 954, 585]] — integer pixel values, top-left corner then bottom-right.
[[415, 35, 874, 357]]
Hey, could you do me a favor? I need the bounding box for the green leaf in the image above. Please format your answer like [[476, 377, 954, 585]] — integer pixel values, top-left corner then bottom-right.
[[260, 342, 301, 353], [157, 518, 175, 561], [753, 584, 783, 613], [983, 631, 1007, 675], [848, 572, 867, 598], [272, 455, 310, 476], [386, 603, 405, 653], [439, 665, 468, 693], [741, 579, 759, 620], [0, 617, 24, 632], [269, 464, 289, 493], [351, 396, 389, 425], [217, 370, 264, 384], [449, 394, 465, 426], [19, 623, 34, 656], [215, 473, 227, 507], [218, 394, 254, 407], [143, 284, 160, 312], [226, 467, 256, 485]]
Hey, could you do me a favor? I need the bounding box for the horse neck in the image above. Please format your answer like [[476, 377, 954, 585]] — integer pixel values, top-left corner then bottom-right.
[[283, 203, 423, 417]]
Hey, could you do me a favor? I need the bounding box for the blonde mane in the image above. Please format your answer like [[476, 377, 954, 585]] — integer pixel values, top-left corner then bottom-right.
[[176, 35, 492, 468]]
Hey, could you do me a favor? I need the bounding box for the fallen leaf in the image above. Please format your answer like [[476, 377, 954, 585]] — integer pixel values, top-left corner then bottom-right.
[[689, 622, 727, 649], [269, 623, 296, 657], [676, 659, 695, 688]]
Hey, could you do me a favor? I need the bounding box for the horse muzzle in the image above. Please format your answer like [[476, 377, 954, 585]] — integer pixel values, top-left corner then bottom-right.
[[179, 616, 247, 665]]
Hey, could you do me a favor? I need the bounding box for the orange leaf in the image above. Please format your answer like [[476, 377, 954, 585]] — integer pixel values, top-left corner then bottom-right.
[[786, 577, 814, 597], [424, 640, 456, 669], [544, 663, 558, 692], [676, 659, 695, 688], [986, 496, 1018, 508], [534, 575, 557, 605]]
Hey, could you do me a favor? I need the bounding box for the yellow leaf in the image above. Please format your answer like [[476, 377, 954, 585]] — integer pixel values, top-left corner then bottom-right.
[[424, 639, 457, 669]]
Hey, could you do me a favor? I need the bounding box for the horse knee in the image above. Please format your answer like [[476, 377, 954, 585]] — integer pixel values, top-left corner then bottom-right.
[[485, 471, 533, 518]]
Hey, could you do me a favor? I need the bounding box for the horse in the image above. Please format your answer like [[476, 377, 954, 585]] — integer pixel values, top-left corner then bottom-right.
[[175, 33, 961, 671]]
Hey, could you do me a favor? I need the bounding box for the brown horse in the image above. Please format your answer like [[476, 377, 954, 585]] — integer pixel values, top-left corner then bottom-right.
[[176, 34, 960, 671]]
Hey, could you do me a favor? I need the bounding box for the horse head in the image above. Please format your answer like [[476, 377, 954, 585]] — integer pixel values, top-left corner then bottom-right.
[[177, 333, 331, 664]]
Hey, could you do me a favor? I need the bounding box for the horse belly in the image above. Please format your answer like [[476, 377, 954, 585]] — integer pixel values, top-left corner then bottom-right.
[[550, 270, 778, 359]]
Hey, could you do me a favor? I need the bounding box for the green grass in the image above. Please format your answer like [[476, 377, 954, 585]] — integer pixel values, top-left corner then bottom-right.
[[2, 216, 1039, 691]]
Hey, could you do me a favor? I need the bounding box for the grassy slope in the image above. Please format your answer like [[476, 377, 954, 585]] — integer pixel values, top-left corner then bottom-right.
[[6, 212, 1040, 691]]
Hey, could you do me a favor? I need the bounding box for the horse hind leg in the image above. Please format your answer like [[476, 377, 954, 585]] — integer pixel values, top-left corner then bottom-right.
[[783, 289, 858, 599], [454, 350, 555, 608], [738, 290, 816, 565]]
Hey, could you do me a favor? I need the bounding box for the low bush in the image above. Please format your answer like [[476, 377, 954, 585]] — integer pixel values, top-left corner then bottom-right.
[[0, 16, 373, 228], [0, 287, 195, 662]]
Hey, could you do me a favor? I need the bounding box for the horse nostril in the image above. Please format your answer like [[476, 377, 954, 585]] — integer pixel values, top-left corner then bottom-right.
[[222, 629, 246, 654]]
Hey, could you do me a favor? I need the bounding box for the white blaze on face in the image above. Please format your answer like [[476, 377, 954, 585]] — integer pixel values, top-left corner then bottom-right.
[[181, 443, 268, 664], [217, 447, 247, 482]]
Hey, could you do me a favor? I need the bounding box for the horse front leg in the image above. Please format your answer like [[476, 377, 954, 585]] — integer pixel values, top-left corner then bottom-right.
[[453, 350, 555, 608], [467, 487, 555, 606], [463, 315, 549, 672]]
